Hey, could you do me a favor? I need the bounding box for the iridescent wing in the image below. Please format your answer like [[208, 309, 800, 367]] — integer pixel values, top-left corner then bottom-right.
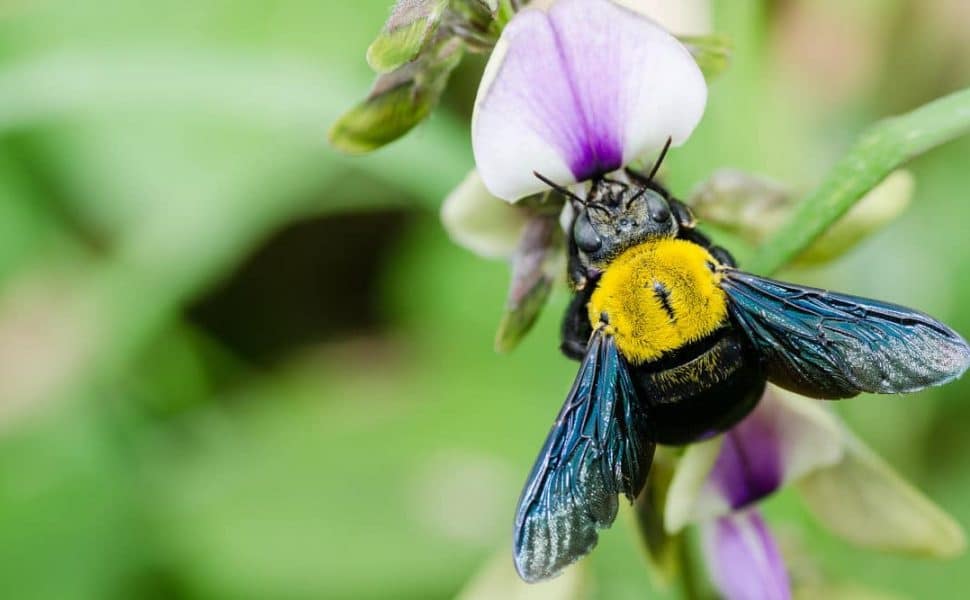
[[721, 269, 970, 398], [514, 330, 654, 582]]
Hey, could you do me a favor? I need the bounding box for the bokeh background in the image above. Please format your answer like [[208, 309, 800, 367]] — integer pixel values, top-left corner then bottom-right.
[[0, 1, 967, 598]]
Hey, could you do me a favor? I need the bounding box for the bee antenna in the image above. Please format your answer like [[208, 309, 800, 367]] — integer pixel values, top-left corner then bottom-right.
[[646, 136, 673, 183], [624, 186, 648, 210], [533, 171, 586, 205]]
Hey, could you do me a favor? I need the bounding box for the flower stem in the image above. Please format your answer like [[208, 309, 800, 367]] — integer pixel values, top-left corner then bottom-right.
[[748, 86, 970, 275], [677, 533, 712, 600]]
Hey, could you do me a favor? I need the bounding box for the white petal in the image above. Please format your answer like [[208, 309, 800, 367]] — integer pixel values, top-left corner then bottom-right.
[[472, 0, 706, 201], [664, 435, 725, 533], [797, 428, 966, 558], [440, 170, 530, 258], [665, 389, 843, 531]]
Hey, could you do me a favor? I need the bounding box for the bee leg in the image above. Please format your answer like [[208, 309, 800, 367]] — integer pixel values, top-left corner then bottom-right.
[[710, 245, 737, 268], [567, 231, 588, 290], [561, 286, 595, 361]]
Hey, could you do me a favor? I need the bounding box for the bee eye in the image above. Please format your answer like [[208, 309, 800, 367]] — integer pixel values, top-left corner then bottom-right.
[[647, 196, 671, 223], [573, 211, 602, 253]]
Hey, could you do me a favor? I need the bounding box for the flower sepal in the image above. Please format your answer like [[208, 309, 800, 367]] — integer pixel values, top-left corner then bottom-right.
[[677, 33, 733, 81], [493, 208, 564, 352]]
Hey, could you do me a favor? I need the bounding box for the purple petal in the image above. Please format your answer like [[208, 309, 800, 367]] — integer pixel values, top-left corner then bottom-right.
[[665, 389, 844, 530], [707, 389, 844, 510], [702, 510, 791, 600], [472, 0, 707, 201], [710, 409, 783, 509]]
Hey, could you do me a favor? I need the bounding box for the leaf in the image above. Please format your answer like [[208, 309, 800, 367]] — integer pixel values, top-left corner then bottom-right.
[[748, 86, 970, 275], [366, 0, 449, 73], [330, 37, 464, 154], [678, 34, 733, 81]]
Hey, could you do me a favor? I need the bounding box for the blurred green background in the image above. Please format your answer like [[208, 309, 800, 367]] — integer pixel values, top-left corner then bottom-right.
[[0, 0, 967, 598]]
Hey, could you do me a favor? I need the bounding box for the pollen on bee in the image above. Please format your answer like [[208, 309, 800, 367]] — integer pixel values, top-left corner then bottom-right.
[[588, 239, 729, 365]]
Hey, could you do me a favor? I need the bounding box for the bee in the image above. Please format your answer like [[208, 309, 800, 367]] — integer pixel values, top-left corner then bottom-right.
[[515, 146, 970, 582]]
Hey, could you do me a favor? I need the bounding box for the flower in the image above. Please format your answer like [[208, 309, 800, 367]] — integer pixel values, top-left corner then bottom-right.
[[471, 0, 707, 201], [662, 388, 965, 599], [702, 508, 790, 600]]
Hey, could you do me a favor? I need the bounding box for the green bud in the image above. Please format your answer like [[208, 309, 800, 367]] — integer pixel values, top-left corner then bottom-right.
[[494, 213, 563, 353], [330, 37, 463, 154], [677, 34, 733, 81], [687, 169, 793, 244], [687, 169, 913, 266], [366, 0, 449, 73], [449, 0, 503, 51]]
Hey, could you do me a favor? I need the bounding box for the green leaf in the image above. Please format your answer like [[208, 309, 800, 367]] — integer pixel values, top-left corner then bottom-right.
[[749, 87, 970, 275], [678, 34, 733, 82], [366, 0, 449, 73], [330, 38, 464, 154]]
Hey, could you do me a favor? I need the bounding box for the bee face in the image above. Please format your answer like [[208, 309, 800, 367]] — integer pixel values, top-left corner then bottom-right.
[[572, 180, 679, 264]]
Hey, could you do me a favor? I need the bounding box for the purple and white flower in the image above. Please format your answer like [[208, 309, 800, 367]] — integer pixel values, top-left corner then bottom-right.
[[664, 388, 965, 599], [471, 0, 707, 201], [451, 4, 964, 596]]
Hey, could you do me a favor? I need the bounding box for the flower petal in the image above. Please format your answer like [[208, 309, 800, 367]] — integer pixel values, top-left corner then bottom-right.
[[441, 170, 530, 259], [472, 0, 707, 201], [664, 435, 724, 533], [666, 389, 843, 531], [701, 509, 791, 600], [797, 428, 966, 558]]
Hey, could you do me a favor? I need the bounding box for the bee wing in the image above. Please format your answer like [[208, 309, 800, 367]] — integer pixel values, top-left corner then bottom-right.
[[721, 269, 970, 398], [514, 330, 654, 582]]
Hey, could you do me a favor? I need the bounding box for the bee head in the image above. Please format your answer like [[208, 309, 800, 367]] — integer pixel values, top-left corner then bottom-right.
[[571, 178, 678, 263]]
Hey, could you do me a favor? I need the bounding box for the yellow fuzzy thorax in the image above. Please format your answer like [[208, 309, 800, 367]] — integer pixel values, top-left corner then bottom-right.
[[588, 239, 728, 365]]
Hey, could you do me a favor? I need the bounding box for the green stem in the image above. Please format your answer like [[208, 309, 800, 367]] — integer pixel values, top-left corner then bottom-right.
[[677, 533, 711, 600], [749, 86, 970, 275]]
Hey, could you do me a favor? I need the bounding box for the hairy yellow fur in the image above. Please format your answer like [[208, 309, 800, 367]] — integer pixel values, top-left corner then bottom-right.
[[588, 239, 728, 365]]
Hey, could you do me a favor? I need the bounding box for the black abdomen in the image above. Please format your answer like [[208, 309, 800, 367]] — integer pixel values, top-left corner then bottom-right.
[[631, 327, 764, 445]]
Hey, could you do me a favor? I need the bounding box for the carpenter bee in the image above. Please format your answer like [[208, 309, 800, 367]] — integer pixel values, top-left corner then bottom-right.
[[514, 146, 970, 582]]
